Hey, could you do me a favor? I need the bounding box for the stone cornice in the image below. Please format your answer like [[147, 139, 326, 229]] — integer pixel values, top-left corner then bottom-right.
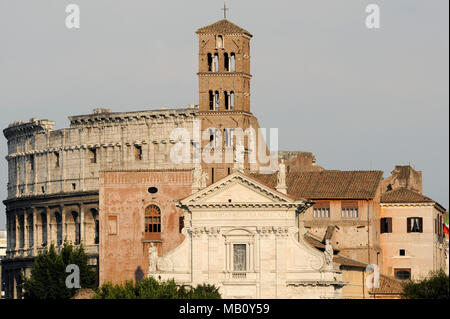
[[68, 108, 197, 127], [198, 110, 255, 117], [380, 202, 435, 208], [286, 280, 346, 287], [181, 202, 299, 209], [196, 33, 252, 40], [197, 72, 252, 79], [3, 190, 98, 207], [5, 139, 182, 159], [4, 119, 55, 139]]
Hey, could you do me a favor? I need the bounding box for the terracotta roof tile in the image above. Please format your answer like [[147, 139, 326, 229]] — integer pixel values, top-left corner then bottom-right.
[[333, 255, 367, 268], [381, 187, 434, 204], [369, 275, 404, 296], [250, 170, 383, 200], [196, 19, 252, 37], [304, 234, 325, 249]]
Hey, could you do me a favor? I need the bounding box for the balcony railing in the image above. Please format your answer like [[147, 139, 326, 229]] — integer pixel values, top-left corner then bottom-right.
[[231, 271, 247, 279]]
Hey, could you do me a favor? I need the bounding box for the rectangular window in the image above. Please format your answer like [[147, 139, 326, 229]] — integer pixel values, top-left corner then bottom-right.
[[380, 217, 392, 234], [399, 249, 406, 256], [233, 244, 247, 272], [407, 217, 423, 233], [341, 201, 359, 218], [313, 208, 330, 218]]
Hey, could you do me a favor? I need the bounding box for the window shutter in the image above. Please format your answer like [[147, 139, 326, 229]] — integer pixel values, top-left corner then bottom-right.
[[388, 218, 392, 233], [407, 218, 411, 233], [419, 217, 423, 233]]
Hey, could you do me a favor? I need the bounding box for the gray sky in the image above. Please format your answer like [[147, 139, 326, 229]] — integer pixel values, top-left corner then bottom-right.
[[0, 0, 448, 228]]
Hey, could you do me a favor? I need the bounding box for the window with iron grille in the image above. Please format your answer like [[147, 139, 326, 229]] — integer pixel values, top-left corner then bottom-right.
[[233, 244, 247, 272]]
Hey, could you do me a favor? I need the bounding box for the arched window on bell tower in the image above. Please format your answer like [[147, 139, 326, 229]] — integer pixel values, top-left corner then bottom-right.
[[230, 91, 235, 110], [215, 91, 220, 110], [216, 35, 224, 49], [224, 53, 230, 71], [230, 53, 236, 72], [207, 53, 213, 72], [224, 91, 229, 110], [213, 53, 219, 72], [209, 90, 214, 110]]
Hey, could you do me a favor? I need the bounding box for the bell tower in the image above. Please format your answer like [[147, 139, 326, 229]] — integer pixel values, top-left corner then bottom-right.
[[196, 19, 252, 112], [196, 19, 266, 184]]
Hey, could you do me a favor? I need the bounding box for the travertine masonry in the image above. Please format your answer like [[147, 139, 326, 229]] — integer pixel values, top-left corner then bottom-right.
[[4, 107, 198, 199]]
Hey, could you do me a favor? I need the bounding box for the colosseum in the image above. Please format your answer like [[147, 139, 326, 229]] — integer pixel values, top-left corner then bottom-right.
[[2, 106, 198, 299]]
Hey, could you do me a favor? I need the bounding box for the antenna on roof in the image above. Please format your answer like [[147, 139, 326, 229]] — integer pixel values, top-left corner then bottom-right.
[[221, 2, 229, 19]]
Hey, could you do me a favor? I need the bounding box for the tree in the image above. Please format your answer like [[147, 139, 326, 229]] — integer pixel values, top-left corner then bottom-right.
[[402, 270, 449, 299], [94, 277, 221, 299], [22, 241, 97, 299]]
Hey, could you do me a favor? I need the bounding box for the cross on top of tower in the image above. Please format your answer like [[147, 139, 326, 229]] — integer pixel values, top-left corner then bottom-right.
[[221, 2, 229, 19]]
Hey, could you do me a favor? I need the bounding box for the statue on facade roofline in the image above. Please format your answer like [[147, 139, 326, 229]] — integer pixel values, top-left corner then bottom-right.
[[201, 171, 209, 188], [324, 239, 334, 269], [277, 159, 286, 187], [192, 161, 202, 189]]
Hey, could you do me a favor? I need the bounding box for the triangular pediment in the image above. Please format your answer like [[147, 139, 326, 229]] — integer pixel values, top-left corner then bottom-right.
[[181, 172, 298, 207]]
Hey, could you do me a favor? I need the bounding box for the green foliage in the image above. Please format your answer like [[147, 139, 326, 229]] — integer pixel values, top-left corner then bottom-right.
[[402, 269, 449, 299], [94, 277, 221, 299], [22, 241, 97, 299]]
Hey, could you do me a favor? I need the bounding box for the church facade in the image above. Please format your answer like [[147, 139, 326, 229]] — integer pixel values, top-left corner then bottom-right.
[[99, 168, 345, 299]]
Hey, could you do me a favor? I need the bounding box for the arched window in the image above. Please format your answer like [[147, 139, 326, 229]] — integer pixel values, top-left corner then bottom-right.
[[224, 53, 229, 71], [213, 53, 219, 72], [216, 35, 224, 49], [145, 205, 161, 234], [75, 212, 81, 245], [224, 91, 229, 110], [230, 91, 235, 110], [215, 91, 220, 110], [207, 53, 213, 72], [230, 53, 236, 72], [209, 90, 214, 110], [54, 212, 62, 246], [41, 212, 47, 247]]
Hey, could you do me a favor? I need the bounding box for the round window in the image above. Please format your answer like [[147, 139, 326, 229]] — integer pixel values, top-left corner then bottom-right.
[[148, 187, 158, 194]]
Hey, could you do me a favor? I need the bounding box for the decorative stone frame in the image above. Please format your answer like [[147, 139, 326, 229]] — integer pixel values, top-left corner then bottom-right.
[[223, 228, 255, 280]]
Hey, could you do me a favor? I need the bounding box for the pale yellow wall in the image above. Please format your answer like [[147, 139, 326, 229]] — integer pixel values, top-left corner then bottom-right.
[[380, 204, 446, 280], [340, 267, 368, 299]]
